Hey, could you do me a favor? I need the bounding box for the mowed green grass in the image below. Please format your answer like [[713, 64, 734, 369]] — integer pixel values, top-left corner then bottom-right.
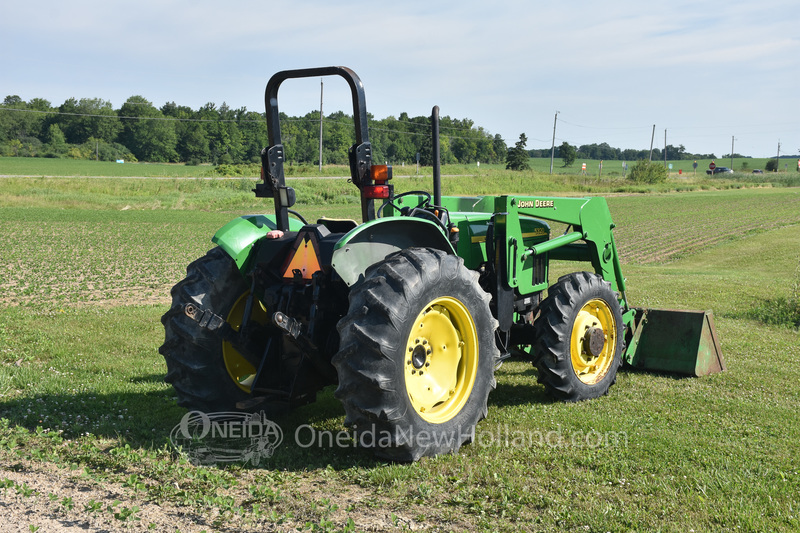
[[0, 176, 798, 531], [0, 157, 208, 178]]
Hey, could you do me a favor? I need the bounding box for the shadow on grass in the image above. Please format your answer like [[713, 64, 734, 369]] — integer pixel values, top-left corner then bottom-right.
[[0, 365, 565, 471], [0, 378, 385, 470], [0, 377, 184, 448], [491, 364, 551, 407]]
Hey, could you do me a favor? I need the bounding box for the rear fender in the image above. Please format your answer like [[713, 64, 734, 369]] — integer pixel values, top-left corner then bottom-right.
[[331, 217, 453, 287], [212, 214, 305, 271]]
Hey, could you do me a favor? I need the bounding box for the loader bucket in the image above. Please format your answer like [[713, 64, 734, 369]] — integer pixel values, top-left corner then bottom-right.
[[625, 308, 725, 376]]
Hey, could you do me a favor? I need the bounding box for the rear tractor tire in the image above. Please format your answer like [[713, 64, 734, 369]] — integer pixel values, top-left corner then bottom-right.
[[333, 248, 498, 461], [533, 272, 624, 402], [160, 247, 267, 413]]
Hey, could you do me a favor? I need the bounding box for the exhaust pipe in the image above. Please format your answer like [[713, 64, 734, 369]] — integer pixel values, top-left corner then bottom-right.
[[432, 105, 441, 207]]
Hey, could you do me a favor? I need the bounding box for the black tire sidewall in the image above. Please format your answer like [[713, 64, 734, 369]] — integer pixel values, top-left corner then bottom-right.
[[394, 260, 496, 447], [160, 247, 252, 412], [534, 272, 623, 401], [334, 248, 497, 460]]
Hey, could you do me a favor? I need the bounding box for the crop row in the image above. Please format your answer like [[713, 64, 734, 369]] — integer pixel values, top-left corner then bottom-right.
[[3, 188, 799, 308]]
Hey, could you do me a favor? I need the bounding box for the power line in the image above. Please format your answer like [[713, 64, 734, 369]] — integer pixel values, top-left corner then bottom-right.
[[0, 107, 262, 123]]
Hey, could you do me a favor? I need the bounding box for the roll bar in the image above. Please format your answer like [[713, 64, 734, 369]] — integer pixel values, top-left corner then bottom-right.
[[255, 66, 375, 229]]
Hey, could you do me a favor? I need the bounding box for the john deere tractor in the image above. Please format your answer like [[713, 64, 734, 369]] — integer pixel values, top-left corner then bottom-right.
[[160, 67, 724, 461]]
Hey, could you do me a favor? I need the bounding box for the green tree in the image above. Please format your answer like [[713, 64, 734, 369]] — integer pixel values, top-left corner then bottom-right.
[[238, 110, 269, 163], [451, 137, 477, 163], [492, 134, 507, 164], [209, 103, 245, 164], [560, 141, 576, 167], [665, 144, 688, 160], [379, 116, 415, 164], [506, 133, 530, 171], [56, 98, 120, 144], [119, 96, 178, 162], [44, 123, 67, 156], [322, 111, 355, 165], [163, 101, 211, 164], [0, 96, 49, 143]]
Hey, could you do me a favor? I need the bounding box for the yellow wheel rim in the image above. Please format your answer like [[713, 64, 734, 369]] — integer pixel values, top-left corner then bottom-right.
[[404, 297, 479, 424], [223, 292, 268, 393], [570, 298, 617, 385]]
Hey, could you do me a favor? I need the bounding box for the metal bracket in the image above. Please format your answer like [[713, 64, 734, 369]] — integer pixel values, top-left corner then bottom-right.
[[272, 311, 302, 338], [183, 303, 227, 332], [182, 303, 263, 369]]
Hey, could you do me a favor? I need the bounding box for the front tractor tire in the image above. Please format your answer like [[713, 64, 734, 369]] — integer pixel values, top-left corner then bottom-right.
[[533, 272, 624, 402], [333, 248, 498, 462], [160, 247, 263, 413]]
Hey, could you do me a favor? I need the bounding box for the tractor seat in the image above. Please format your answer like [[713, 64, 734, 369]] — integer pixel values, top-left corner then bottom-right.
[[317, 217, 358, 233]]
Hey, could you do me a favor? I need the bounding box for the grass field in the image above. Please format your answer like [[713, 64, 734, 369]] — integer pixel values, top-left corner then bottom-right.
[[2, 155, 798, 180], [0, 169, 798, 531]]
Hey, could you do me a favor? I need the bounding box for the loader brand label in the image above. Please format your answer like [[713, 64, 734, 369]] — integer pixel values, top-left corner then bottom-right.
[[169, 411, 283, 466], [518, 200, 554, 209]]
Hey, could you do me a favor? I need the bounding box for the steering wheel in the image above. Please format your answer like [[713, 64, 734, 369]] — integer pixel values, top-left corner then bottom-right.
[[377, 190, 432, 218]]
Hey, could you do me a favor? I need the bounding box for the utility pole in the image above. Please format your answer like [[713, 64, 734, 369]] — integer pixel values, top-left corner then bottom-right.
[[731, 136, 735, 170], [318, 79, 324, 172], [649, 125, 656, 162], [664, 129, 667, 168], [549, 111, 559, 174], [776, 141, 781, 172]]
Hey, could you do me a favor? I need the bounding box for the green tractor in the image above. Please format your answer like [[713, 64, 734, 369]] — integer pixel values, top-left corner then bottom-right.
[[160, 67, 724, 461]]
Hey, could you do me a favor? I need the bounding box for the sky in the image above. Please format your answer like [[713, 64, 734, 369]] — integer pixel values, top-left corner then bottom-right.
[[2, 0, 799, 158]]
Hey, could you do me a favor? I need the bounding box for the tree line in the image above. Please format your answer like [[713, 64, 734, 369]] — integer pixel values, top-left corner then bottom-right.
[[531, 141, 719, 164], [1, 95, 726, 168], [0, 95, 508, 166]]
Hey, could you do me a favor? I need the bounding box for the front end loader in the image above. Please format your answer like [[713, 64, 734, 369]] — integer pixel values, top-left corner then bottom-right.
[[160, 66, 724, 461]]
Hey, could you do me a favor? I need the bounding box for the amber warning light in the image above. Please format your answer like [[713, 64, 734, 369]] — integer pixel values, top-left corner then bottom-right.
[[363, 165, 393, 199]]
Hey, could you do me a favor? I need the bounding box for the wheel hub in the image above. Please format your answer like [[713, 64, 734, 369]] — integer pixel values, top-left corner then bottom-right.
[[410, 340, 430, 369], [584, 327, 606, 357]]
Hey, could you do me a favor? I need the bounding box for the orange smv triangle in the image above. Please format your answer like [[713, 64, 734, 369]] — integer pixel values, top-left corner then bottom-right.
[[282, 235, 321, 280]]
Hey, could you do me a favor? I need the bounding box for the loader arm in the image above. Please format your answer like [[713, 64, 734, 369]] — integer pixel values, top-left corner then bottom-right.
[[490, 195, 629, 307], [488, 194, 724, 376]]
